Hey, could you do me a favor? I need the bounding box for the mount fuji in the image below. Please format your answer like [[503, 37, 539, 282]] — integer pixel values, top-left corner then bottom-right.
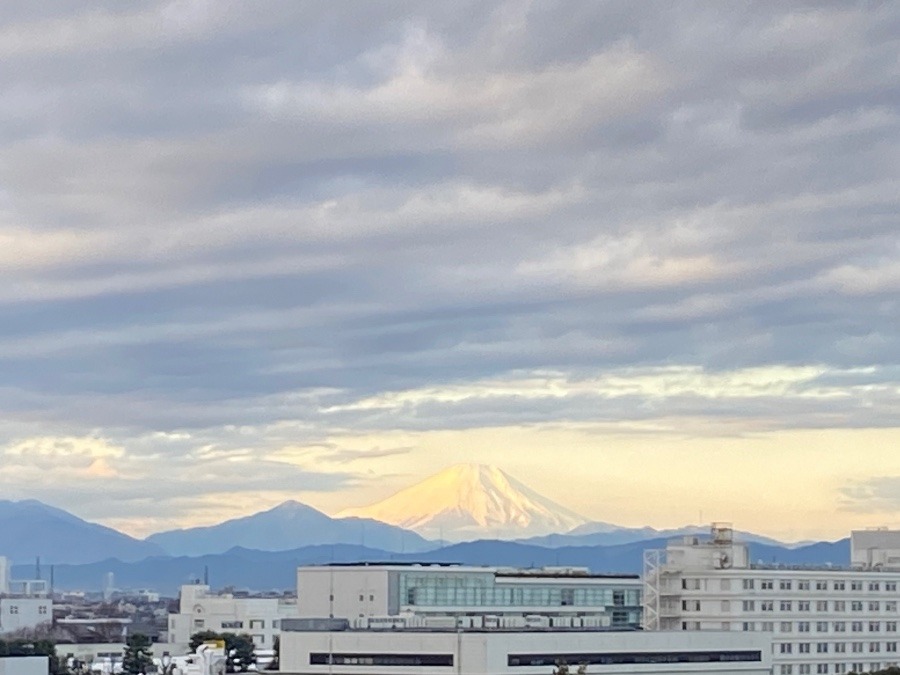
[[338, 463, 591, 542]]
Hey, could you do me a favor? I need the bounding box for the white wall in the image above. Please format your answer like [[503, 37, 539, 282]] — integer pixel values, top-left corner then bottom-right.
[[0, 657, 48, 675], [0, 598, 52, 634], [280, 629, 772, 675], [296, 568, 391, 619]]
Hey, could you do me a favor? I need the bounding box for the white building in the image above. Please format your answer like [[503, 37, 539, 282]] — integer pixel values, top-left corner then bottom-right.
[[296, 563, 642, 628], [167, 584, 298, 650], [643, 523, 900, 675], [0, 556, 52, 635], [278, 624, 772, 675]]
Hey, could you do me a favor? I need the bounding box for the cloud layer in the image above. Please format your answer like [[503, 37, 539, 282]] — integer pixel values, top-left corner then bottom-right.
[[0, 2, 898, 537]]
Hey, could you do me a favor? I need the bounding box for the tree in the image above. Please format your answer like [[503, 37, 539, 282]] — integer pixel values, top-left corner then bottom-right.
[[266, 636, 279, 671], [553, 660, 569, 675], [122, 633, 154, 675], [224, 634, 256, 673], [189, 630, 224, 653]]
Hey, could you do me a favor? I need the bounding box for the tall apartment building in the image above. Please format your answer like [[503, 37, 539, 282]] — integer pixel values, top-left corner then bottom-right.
[[296, 563, 642, 629], [643, 524, 900, 675]]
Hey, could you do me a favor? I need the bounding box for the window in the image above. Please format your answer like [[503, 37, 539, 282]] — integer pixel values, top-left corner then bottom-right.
[[781, 581, 793, 591], [743, 600, 756, 611], [221, 621, 243, 629], [762, 601, 774, 612], [887, 582, 897, 592], [835, 601, 846, 612], [721, 579, 731, 591], [816, 581, 828, 591], [817, 601, 829, 612], [359, 594, 364, 601], [799, 581, 811, 590], [799, 665, 811, 675], [800, 643, 811, 654], [799, 601, 810, 612], [782, 601, 794, 611], [250, 620, 265, 629], [835, 622, 847, 633], [870, 642, 882, 653], [193, 619, 205, 628], [721, 600, 731, 612], [781, 644, 793, 654], [9, 606, 18, 615], [817, 665, 828, 674], [744, 579, 755, 590], [817, 622, 829, 633], [834, 581, 846, 591], [836, 665, 847, 674], [836, 643, 847, 653], [887, 602, 898, 612], [743, 622, 755, 631], [800, 622, 811, 633], [314, 654, 455, 668], [853, 643, 864, 653], [871, 622, 882, 633], [762, 622, 774, 632], [888, 622, 898, 633], [682, 600, 701, 611], [870, 602, 881, 612], [682, 578, 702, 590], [38, 606, 48, 615], [870, 583, 881, 592], [781, 666, 794, 675], [852, 601, 864, 612], [888, 643, 898, 653], [817, 643, 829, 653], [254, 635, 265, 645], [852, 581, 863, 591], [782, 622, 794, 633], [762, 580, 775, 590], [853, 622, 864, 633], [369, 594, 374, 601]]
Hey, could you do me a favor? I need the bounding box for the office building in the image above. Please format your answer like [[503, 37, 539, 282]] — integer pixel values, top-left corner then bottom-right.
[[296, 563, 642, 628]]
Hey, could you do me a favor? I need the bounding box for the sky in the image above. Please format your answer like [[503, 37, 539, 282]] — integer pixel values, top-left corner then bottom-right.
[[0, 1, 898, 542]]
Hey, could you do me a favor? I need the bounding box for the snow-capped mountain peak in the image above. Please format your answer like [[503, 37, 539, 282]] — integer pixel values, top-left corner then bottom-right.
[[337, 463, 589, 541]]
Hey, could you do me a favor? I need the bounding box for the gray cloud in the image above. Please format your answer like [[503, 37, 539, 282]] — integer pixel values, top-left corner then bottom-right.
[[0, 1, 898, 527]]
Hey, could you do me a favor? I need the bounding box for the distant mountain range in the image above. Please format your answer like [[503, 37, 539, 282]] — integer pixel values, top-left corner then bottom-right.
[[30, 537, 851, 596], [146, 500, 433, 557], [0, 499, 164, 564], [0, 463, 843, 589], [339, 463, 591, 541]]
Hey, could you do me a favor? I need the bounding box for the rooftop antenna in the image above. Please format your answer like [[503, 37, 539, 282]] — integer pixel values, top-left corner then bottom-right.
[[50, 565, 55, 596], [203, 565, 209, 586], [36, 556, 41, 580]]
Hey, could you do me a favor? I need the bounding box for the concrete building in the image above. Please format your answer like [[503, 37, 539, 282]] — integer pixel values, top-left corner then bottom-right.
[[167, 584, 298, 650], [296, 563, 642, 628], [643, 523, 900, 675], [278, 623, 772, 675], [0, 556, 52, 635]]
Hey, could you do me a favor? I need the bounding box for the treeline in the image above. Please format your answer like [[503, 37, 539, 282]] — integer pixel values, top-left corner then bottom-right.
[[0, 638, 62, 674]]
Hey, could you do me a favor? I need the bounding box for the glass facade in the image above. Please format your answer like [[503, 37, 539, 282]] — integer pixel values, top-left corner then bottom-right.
[[397, 571, 641, 626]]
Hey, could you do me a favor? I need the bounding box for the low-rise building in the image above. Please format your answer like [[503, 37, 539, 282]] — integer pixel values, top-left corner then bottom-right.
[[0, 556, 52, 635], [167, 584, 298, 650], [278, 622, 772, 675], [296, 563, 642, 628]]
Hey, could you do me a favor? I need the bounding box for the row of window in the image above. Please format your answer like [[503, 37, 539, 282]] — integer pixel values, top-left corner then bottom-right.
[[779, 662, 898, 674], [777, 642, 899, 654], [744, 579, 897, 592], [683, 579, 900, 593], [2, 605, 49, 615], [740, 600, 898, 612], [739, 621, 899, 633], [191, 618, 270, 630]]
